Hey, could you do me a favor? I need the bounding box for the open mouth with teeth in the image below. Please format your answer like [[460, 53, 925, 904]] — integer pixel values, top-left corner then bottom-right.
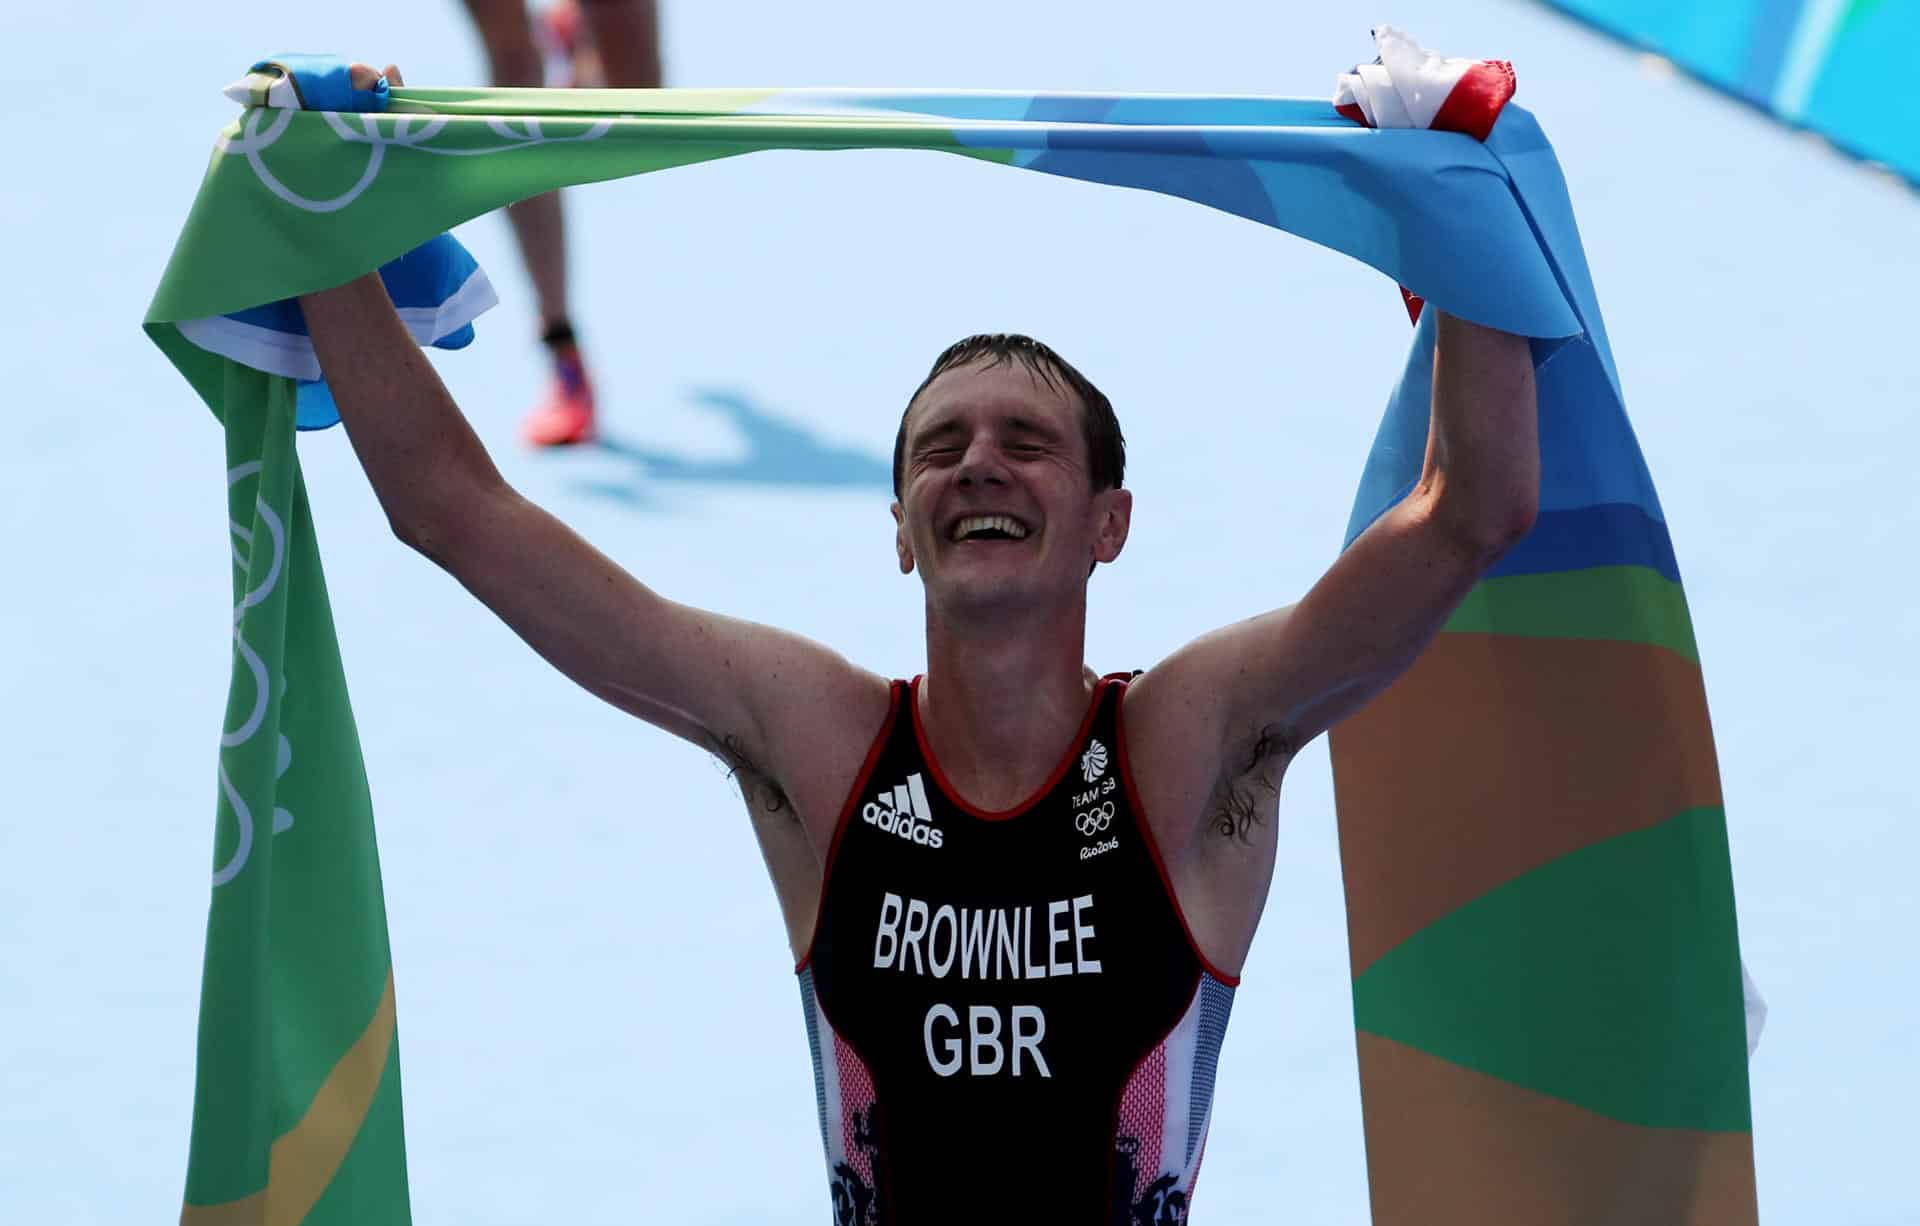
[[950, 514, 1031, 543]]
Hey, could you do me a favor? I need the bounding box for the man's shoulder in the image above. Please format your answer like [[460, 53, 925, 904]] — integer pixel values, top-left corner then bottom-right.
[[755, 663, 898, 838]]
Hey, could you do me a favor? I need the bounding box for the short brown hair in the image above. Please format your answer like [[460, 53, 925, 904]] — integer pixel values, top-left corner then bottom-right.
[[892, 334, 1125, 500]]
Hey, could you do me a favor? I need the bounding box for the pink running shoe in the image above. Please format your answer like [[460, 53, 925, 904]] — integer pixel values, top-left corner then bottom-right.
[[521, 349, 597, 447]]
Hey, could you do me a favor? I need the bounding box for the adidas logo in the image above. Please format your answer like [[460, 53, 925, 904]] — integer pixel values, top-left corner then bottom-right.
[[861, 772, 945, 850]]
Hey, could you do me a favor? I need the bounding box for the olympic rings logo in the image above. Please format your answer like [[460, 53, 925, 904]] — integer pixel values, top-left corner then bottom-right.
[[1076, 802, 1115, 836]]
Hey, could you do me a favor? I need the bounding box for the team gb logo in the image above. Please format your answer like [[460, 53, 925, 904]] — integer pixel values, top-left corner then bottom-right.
[[1080, 739, 1109, 784]]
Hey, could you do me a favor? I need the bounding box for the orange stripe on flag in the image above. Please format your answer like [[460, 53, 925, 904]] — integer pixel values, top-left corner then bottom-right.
[[1331, 633, 1722, 974], [181, 972, 398, 1226], [1356, 1033, 1756, 1226]]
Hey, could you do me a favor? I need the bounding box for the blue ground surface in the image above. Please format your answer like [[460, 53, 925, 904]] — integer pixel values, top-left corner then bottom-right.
[[4, 1, 1916, 1221]]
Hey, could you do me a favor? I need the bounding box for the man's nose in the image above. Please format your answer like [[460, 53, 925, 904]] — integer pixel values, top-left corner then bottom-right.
[[956, 438, 1009, 486]]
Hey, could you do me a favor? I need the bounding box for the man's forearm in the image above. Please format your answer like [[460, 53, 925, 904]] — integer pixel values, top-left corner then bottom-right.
[[1421, 310, 1540, 554], [298, 274, 506, 557]]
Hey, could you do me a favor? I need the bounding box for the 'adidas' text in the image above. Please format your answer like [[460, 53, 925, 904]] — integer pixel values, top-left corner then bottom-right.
[[863, 772, 944, 850]]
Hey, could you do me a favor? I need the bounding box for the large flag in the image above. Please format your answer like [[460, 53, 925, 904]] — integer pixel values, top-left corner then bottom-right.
[[150, 41, 1757, 1224]]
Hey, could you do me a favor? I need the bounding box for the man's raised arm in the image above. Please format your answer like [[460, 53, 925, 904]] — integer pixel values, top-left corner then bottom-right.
[[296, 270, 890, 837], [1128, 311, 1538, 802]]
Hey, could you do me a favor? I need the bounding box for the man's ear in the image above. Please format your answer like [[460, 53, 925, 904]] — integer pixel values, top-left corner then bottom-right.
[[1092, 487, 1132, 566], [891, 502, 916, 575]]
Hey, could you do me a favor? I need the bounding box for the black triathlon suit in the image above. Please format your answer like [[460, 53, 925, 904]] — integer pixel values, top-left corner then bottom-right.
[[797, 674, 1240, 1225]]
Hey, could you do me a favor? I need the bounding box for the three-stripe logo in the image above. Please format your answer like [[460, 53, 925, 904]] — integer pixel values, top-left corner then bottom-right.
[[862, 772, 945, 850]]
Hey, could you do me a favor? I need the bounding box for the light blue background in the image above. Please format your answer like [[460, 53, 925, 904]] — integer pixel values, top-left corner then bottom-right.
[[2, 1, 1914, 1222]]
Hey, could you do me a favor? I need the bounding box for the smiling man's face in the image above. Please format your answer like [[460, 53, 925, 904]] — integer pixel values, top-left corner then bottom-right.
[[892, 357, 1131, 620]]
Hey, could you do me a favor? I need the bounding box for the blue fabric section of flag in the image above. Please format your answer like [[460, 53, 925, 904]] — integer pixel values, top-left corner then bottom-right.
[[862, 93, 1346, 129], [1737, 0, 1811, 105], [1532, 342, 1663, 517], [1485, 504, 1681, 582], [254, 53, 390, 113], [203, 234, 490, 430], [954, 106, 1583, 342], [1799, 3, 1920, 183], [222, 234, 481, 342], [220, 299, 304, 335], [1547, 1, 1762, 91], [296, 381, 339, 431], [1024, 142, 1281, 228], [1543, 1, 1917, 185], [1342, 324, 1667, 547], [1343, 315, 1436, 544], [1486, 108, 1627, 407], [1023, 96, 1118, 126], [1100, 97, 1349, 127], [1341, 106, 1672, 550]]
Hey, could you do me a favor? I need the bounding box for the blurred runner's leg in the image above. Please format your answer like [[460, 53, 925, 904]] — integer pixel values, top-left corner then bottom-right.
[[463, 0, 666, 446]]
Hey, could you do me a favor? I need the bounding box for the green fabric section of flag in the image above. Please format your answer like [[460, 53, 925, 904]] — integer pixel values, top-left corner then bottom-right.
[[1442, 565, 1700, 663], [386, 85, 786, 114], [177, 365, 408, 1219], [1352, 806, 1751, 1131], [146, 104, 1013, 325], [149, 324, 234, 421]]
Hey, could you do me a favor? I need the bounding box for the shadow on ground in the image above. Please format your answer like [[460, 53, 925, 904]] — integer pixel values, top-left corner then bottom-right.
[[570, 388, 893, 507]]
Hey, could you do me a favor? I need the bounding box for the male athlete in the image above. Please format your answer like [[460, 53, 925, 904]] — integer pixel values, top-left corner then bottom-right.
[[306, 62, 1538, 1225]]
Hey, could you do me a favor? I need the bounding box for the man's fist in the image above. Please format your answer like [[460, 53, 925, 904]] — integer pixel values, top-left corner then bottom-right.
[[349, 63, 405, 90]]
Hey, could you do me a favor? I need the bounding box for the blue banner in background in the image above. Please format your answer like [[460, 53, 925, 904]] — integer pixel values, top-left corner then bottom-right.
[[1544, 0, 1919, 184]]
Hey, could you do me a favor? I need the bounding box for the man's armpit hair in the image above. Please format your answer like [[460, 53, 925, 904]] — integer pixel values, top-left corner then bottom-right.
[[1211, 725, 1291, 843], [711, 731, 792, 817]]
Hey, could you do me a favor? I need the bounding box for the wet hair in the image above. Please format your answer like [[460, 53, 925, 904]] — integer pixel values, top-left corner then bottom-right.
[[891, 334, 1126, 500]]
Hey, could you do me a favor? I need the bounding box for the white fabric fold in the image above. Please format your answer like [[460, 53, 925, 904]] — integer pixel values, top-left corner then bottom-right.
[[177, 266, 499, 382]]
